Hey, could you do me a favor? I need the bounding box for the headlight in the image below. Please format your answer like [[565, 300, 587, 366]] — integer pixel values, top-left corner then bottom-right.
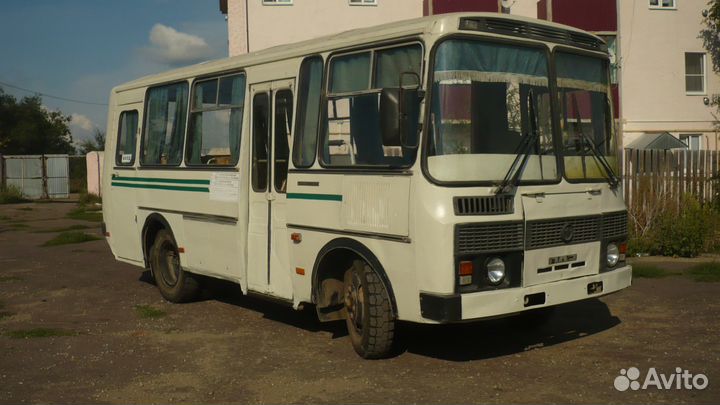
[[486, 257, 506, 285], [607, 243, 619, 267]]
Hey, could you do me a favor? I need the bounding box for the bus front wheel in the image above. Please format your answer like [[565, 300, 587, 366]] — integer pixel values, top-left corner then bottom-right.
[[343, 260, 395, 359], [150, 229, 199, 303]]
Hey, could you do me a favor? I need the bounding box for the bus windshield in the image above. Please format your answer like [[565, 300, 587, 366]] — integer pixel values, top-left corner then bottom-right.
[[556, 51, 619, 182], [427, 39, 557, 183]]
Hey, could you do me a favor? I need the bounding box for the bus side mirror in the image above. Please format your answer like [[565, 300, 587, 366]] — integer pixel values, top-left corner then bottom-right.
[[380, 87, 422, 148]]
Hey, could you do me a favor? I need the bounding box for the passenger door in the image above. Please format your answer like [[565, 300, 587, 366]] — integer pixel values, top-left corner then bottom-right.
[[247, 80, 294, 298]]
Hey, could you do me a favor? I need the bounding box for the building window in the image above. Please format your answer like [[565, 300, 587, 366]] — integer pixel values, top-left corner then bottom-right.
[[349, 0, 377, 5], [263, 0, 292, 5], [649, 0, 675, 9], [685, 53, 706, 94], [680, 134, 701, 150]]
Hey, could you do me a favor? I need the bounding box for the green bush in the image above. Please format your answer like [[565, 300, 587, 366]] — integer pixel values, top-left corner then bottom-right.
[[652, 195, 715, 257], [0, 185, 30, 204]]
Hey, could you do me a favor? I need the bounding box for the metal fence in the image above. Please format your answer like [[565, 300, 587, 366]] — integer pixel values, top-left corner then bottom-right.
[[1, 154, 70, 199]]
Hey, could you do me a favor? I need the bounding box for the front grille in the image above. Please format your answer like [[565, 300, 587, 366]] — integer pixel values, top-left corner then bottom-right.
[[602, 211, 628, 240], [526, 216, 601, 250], [455, 222, 524, 255], [454, 195, 514, 216]]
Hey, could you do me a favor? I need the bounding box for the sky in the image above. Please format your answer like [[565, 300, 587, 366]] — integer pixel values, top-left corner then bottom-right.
[[0, 0, 228, 147]]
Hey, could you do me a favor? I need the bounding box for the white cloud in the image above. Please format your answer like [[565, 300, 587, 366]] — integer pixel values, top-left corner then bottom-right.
[[142, 23, 214, 66], [70, 113, 95, 132]]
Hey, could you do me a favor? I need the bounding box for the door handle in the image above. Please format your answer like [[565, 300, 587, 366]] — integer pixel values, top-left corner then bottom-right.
[[266, 193, 275, 201]]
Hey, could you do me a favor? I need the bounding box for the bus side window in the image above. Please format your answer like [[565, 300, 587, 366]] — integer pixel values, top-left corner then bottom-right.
[[116, 110, 139, 166], [186, 74, 246, 166], [292, 56, 323, 168], [274, 90, 293, 193], [141, 82, 189, 166]]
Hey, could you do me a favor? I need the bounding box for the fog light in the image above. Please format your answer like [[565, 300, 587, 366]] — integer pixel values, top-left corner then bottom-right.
[[607, 243, 619, 267], [487, 257, 505, 285]]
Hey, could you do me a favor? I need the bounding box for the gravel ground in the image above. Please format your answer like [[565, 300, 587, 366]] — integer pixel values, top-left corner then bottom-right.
[[0, 201, 718, 404]]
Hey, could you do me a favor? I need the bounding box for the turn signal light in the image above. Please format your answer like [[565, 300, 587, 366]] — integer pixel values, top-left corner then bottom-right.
[[459, 261, 473, 276], [619, 243, 628, 254], [459, 261, 473, 286], [290, 233, 302, 243]]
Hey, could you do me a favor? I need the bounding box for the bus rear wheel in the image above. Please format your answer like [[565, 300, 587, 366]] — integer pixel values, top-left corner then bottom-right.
[[150, 229, 199, 303], [343, 260, 395, 359]]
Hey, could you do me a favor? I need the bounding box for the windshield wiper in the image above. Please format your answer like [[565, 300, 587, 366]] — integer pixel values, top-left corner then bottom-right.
[[570, 94, 619, 189], [495, 90, 540, 195]]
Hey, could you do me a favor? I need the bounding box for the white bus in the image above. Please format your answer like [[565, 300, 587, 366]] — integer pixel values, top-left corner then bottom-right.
[[103, 12, 631, 358]]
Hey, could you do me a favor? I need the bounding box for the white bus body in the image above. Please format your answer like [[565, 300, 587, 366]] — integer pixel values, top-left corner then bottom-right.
[[103, 13, 631, 358]]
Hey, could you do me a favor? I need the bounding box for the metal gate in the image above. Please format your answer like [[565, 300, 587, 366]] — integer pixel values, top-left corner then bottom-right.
[[2, 155, 69, 199]]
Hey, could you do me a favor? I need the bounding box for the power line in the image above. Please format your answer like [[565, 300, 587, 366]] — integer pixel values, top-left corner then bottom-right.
[[0, 79, 108, 106]]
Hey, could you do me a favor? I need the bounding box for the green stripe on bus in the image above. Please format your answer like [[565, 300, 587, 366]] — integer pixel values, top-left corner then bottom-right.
[[287, 193, 343, 202], [112, 176, 210, 185], [111, 182, 209, 193]]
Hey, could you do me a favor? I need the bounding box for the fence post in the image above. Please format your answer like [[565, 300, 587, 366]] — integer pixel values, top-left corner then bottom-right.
[[0, 154, 4, 189], [41, 154, 49, 200]]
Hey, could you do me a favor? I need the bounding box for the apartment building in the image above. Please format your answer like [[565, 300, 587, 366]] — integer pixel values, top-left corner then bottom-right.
[[219, 0, 718, 150]]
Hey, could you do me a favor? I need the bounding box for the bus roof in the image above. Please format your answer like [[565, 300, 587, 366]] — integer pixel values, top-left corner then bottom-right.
[[113, 12, 605, 93]]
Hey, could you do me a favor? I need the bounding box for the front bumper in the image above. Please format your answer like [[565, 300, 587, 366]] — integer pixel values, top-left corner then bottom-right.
[[419, 265, 632, 322]]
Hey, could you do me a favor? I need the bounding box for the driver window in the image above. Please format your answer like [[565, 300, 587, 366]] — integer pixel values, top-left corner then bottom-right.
[[322, 44, 422, 167]]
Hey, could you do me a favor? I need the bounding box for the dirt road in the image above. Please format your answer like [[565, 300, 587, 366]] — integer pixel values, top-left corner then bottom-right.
[[1, 202, 718, 404]]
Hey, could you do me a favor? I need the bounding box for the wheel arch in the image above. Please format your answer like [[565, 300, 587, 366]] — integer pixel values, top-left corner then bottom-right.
[[311, 237, 398, 321], [141, 213, 173, 268]]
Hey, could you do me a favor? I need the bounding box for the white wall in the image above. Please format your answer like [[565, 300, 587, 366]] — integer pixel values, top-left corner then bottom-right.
[[619, 0, 720, 150], [227, 0, 423, 56]]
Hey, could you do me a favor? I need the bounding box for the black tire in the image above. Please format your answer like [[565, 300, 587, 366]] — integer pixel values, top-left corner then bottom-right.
[[343, 260, 395, 359], [150, 229, 199, 303]]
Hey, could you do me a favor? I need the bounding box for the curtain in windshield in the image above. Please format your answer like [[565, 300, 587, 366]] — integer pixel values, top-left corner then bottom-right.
[[556, 52, 617, 181], [427, 39, 556, 183]]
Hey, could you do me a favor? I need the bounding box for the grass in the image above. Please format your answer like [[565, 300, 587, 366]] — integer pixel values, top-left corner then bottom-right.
[[0, 312, 13, 321], [687, 262, 720, 282], [4, 328, 77, 339], [0, 186, 30, 204], [16, 207, 33, 211], [135, 305, 167, 319], [8, 223, 30, 229], [34, 224, 91, 233], [0, 275, 23, 283], [632, 264, 679, 279], [78, 192, 102, 206], [42, 231, 101, 247], [67, 207, 103, 222], [0, 215, 10, 221]]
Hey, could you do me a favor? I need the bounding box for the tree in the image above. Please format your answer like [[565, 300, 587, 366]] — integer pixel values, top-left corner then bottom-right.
[[0, 87, 75, 155], [701, 0, 720, 127], [77, 129, 106, 155]]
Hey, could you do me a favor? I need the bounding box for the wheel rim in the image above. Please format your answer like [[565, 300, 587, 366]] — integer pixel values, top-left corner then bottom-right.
[[158, 240, 180, 287], [345, 270, 364, 333]]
